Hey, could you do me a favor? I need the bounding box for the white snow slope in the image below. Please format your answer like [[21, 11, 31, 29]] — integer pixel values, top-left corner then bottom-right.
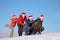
[[0, 32, 60, 40]]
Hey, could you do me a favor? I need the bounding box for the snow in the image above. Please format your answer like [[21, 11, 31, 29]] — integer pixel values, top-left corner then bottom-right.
[[0, 32, 60, 40]]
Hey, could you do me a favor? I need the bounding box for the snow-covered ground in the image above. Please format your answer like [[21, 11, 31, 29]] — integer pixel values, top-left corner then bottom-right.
[[0, 32, 60, 40]]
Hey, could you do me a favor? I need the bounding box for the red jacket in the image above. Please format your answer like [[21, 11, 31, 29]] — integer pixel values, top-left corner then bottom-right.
[[17, 17, 26, 27], [10, 18, 17, 27]]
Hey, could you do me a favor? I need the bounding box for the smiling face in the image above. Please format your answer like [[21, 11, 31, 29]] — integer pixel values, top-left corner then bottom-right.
[[22, 14, 26, 18], [40, 15, 44, 21], [40, 16, 44, 21], [29, 17, 33, 21], [12, 15, 16, 18], [28, 15, 33, 21], [12, 16, 16, 18]]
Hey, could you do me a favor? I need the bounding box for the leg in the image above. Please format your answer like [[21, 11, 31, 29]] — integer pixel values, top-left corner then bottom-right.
[[17, 24, 21, 36], [17, 24, 23, 36], [5, 24, 11, 28], [22, 26, 26, 36], [25, 27, 32, 35], [19, 26, 23, 36], [32, 27, 37, 34], [5, 24, 14, 37], [9, 27, 14, 37]]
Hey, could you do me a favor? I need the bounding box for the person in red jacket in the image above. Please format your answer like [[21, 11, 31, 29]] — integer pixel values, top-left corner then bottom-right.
[[17, 12, 27, 36], [5, 15, 17, 37]]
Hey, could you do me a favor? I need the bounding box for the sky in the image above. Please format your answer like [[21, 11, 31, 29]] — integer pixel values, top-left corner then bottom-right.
[[0, 0, 60, 38]]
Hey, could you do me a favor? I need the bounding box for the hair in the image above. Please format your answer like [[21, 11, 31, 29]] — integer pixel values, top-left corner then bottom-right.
[[19, 15, 27, 20]]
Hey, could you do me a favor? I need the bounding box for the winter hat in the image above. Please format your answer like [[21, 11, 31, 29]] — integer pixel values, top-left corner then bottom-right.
[[13, 14, 16, 17], [40, 14, 44, 17], [21, 12, 26, 15], [40, 14, 44, 19], [28, 15, 32, 18], [12, 14, 16, 18]]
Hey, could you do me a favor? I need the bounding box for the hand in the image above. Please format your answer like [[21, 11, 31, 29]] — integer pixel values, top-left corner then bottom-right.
[[35, 32, 39, 35]]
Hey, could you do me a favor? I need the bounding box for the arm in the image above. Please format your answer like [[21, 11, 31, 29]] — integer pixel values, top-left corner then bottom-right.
[[11, 18, 17, 23], [23, 21, 28, 32], [18, 18, 24, 26], [26, 20, 33, 26], [32, 18, 39, 24]]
